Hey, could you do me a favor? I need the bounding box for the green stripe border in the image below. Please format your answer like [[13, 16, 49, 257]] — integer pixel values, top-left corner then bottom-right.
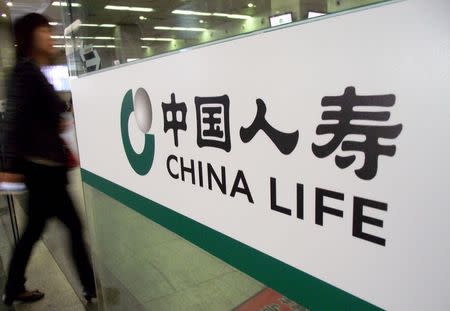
[[81, 169, 382, 311]]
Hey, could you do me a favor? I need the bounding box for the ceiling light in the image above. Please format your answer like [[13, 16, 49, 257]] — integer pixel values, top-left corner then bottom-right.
[[199, 20, 204, 24], [127, 58, 139, 62], [155, 26, 206, 32], [94, 36, 115, 40], [49, 22, 61, 26], [172, 10, 212, 16], [228, 14, 252, 19], [212, 13, 228, 18], [213, 13, 252, 19], [172, 10, 251, 20], [76, 36, 115, 40], [78, 23, 116, 28], [248, 3, 255, 8], [141, 46, 150, 49], [1, 14, 7, 18], [6, 2, 13, 7], [92, 45, 116, 48], [214, 13, 228, 17], [52, 1, 81, 7], [141, 37, 175, 42], [139, 16, 147, 21], [53, 44, 73, 49], [51, 35, 68, 39], [105, 5, 153, 12]]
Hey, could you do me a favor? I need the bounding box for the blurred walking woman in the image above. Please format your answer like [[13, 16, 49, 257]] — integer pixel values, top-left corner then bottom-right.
[[1, 13, 96, 306]]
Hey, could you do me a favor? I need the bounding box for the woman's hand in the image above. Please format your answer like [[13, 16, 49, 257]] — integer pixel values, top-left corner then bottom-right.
[[59, 119, 73, 133], [0, 172, 25, 183]]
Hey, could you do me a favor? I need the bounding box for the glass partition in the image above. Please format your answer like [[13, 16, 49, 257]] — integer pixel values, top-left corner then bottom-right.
[[61, 1, 397, 310], [57, 0, 391, 75], [83, 184, 312, 311]]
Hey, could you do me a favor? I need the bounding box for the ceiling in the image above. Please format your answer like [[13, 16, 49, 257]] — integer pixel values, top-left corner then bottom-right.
[[6, 0, 54, 20], [3, 0, 310, 63], [57, 0, 274, 39], [3, 0, 384, 61], [19, 0, 280, 50]]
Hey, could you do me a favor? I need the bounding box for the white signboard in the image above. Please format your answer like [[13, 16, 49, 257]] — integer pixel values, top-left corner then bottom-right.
[[270, 13, 293, 27], [71, 0, 450, 310], [79, 45, 101, 72]]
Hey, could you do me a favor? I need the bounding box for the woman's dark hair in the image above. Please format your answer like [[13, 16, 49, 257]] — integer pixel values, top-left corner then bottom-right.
[[13, 13, 50, 60]]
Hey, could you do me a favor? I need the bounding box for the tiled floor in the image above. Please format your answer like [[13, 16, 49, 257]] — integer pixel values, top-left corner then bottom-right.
[[1, 169, 270, 311], [0, 198, 91, 311], [84, 183, 265, 311], [12, 243, 86, 311]]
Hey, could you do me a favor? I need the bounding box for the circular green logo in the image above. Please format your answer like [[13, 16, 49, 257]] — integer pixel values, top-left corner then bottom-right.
[[120, 88, 155, 175]]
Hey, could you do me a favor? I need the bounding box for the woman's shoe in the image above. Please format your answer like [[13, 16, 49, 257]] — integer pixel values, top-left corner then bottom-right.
[[1, 294, 12, 306], [83, 290, 97, 303], [2, 290, 45, 306]]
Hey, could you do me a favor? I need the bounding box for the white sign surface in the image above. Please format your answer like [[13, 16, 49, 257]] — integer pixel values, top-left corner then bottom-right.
[[72, 0, 450, 309]]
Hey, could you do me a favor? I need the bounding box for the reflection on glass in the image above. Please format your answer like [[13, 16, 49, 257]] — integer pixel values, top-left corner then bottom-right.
[[36, 0, 398, 309], [83, 184, 311, 311], [50, 0, 391, 75], [41, 65, 71, 91]]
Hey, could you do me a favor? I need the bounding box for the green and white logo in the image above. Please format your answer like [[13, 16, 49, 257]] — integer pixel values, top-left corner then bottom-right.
[[120, 88, 155, 175]]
